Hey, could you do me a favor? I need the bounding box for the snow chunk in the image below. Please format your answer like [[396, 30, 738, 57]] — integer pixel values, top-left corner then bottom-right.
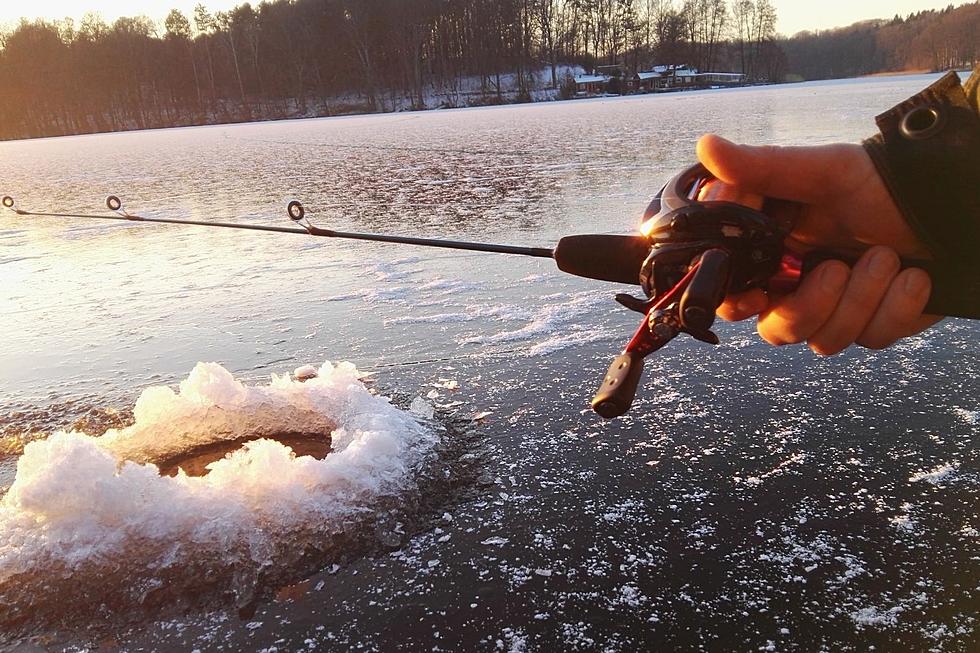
[[293, 364, 318, 381], [953, 408, 979, 425], [909, 464, 958, 485], [851, 605, 904, 628], [409, 397, 435, 419]]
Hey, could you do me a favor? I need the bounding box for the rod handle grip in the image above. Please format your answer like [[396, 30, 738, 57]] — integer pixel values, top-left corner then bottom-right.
[[553, 234, 649, 285], [801, 250, 973, 317], [591, 352, 645, 419]]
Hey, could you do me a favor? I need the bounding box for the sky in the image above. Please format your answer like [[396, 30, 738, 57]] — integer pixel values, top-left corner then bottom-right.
[[0, 0, 971, 36]]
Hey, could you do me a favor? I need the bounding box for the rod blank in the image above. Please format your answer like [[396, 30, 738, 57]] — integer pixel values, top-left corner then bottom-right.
[[1, 197, 555, 259]]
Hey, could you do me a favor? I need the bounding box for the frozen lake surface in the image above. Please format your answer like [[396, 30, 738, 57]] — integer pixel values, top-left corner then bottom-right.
[[0, 74, 978, 651]]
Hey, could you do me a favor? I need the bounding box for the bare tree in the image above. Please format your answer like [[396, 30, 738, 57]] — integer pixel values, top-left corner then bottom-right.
[[193, 4, 217, 108], [165, 9, 203, 111], [215, 10, 248, 116]]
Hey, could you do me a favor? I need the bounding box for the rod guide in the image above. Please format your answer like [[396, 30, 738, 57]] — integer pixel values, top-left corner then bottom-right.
[[287, 200, 305, 222]]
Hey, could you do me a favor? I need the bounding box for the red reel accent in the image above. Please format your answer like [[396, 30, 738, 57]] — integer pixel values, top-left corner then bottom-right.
[[624, 262, 700, 357]]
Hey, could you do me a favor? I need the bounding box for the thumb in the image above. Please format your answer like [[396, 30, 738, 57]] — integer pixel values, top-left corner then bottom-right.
[[696, 134, 846, 204]]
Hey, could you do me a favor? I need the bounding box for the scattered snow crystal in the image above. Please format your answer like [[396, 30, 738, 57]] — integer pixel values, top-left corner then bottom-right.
[[909, 464, 958, 485]]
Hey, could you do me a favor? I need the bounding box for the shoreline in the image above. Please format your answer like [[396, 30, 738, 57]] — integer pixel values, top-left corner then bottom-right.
[[0, 70, 955, 145]]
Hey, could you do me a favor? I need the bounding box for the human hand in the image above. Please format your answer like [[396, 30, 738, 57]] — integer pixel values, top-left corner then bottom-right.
[[696, 134, 941, 354]]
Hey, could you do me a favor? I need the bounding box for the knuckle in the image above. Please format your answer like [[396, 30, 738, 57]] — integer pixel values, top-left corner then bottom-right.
[[864, 340, 892, 351], [757, 144, 784, 158], [856, 247, 900, 281], [845, 277, 889, 307], [758, 324, 790, 346], [765, 316, 814, 345], [716, 302, 745, 322], [808, 340, 844, 356], [856, 334, 894, 350], [765, 305, 822, 344], [782, 328, 811, 344]]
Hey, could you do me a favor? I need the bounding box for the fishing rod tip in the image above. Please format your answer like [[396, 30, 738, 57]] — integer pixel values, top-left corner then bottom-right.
[[1, 196, 13, 209], [105, 195, 123, 212]]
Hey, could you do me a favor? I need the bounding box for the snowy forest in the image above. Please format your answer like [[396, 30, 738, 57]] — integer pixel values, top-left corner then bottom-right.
[[0, 0, 978, 140]]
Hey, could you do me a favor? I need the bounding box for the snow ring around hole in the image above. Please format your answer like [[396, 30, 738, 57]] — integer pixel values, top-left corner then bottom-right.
[[0, 360, 440, 635]]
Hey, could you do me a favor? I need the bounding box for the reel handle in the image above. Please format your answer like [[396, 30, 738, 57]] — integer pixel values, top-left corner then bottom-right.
[[591, 352, 645, 419], [679, 248, 730, 333]]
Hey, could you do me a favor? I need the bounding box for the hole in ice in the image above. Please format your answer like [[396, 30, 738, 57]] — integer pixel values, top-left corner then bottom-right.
[[0, 360, 456, 639], [156, 433, 333, 477]]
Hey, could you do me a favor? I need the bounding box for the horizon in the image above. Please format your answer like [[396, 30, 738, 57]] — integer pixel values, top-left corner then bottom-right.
[[0, 0, 974, 39]]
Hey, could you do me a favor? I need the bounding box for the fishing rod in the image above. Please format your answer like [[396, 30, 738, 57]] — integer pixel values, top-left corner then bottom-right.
[[2, 194, 554, 257], [1, 193, 648, 282], [2, 164, 963, 419]]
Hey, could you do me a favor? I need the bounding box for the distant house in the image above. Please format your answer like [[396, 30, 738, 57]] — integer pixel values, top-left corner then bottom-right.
[[696, 72, 746, 85], [634, 70, 663, 92], [598, 64, 632, 94], [667, 68, 699, 87], [634, 65, 747, 91], [632, 64, 695, 90], [573, 74, 608, 96], [578, 65, 748, 98]]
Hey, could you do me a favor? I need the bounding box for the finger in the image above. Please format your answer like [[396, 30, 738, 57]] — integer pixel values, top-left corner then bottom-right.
[[756, 260, 850, 345], [696, 134, 857, 204], [717, 289, 768, 321], [698, 178, 764, 209], [808, 247, 901, 355], [905, 313, 944, 337], [856, 268, 937, 349]]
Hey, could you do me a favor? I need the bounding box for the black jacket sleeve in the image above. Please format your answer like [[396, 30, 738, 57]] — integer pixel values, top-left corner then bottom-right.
[[863, 67, 980, 318]]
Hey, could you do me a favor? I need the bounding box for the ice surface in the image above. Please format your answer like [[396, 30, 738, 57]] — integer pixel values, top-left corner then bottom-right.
[[3, 74, 976, 651], [0, 361, 438, 631]]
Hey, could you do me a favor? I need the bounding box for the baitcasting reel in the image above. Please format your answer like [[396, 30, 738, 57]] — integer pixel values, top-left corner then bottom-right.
[[590, 164, 796, 418]]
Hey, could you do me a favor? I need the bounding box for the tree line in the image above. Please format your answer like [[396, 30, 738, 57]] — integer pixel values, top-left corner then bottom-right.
[[0, 1, 976, 141], [781, 3, 979, 81], [0, 0, 784, 140]]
